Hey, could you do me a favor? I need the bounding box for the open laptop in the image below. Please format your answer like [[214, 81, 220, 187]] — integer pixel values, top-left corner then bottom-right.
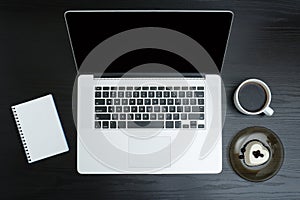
[[65, 10, 233, 174]]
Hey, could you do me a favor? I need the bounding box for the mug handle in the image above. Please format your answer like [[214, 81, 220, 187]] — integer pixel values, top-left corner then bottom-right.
[[264, 106, 274, 116]]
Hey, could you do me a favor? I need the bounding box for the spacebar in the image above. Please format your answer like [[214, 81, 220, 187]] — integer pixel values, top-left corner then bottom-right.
[[127, 121, 164, 128]]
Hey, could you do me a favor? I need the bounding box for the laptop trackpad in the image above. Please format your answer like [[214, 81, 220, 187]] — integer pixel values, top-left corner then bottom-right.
[[128, 136, 171, 169]]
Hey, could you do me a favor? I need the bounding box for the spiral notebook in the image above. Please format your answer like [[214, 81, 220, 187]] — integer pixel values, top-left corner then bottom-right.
[[11, 94, 69, 163]]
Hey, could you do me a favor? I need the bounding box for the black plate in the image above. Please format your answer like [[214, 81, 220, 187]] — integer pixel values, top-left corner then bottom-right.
[[229, 126, 284, 182]]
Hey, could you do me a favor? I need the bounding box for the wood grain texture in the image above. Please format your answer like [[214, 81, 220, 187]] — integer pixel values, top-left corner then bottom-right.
[[0, 0, 299, 199]]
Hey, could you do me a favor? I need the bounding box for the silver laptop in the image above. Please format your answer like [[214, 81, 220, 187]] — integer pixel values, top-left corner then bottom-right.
[[65, 10, 233, 174]]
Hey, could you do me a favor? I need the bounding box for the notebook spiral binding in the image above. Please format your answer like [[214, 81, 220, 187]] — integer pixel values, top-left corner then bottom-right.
[[11, 106, 32, 163]]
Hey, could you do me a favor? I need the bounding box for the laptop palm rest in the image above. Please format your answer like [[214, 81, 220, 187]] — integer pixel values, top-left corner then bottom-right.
[[128, 136, 171, 168]]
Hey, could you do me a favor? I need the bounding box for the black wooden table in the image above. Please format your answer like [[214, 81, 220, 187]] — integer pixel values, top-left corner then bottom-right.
[[1, 1, 299, 199]]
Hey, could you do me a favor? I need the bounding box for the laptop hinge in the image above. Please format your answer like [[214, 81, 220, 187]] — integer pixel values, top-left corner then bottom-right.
[[93, 73, 205, 79]]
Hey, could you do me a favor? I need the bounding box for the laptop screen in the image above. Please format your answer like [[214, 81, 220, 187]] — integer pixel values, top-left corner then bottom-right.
[[65, 11, 233, 74]]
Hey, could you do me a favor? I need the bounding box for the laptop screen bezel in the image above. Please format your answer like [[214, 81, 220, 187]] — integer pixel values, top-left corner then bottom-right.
[[64, 10, 234, 75]]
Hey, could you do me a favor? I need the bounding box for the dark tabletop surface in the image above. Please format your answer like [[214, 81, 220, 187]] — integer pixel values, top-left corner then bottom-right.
[[1, 0, 300, 199]]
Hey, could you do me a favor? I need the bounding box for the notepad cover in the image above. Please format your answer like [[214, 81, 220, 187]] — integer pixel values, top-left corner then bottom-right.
[[11, 94, 69, 163]]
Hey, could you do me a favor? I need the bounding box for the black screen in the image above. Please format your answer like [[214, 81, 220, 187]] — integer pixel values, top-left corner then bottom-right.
[[65, 11, 233, 73]]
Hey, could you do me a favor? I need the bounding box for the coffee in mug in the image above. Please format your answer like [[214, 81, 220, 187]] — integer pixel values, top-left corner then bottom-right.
[[234, 79, 274, 116]]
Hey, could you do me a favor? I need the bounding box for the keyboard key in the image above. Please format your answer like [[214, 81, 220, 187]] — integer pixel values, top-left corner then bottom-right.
[[185, 106, 191, 112], [133, 92, 139, 97], [167, 99, 174, 105], [150, 86, 157, 90], [95, 92, 101, 98], [169, 106, 175, 112], [95, 99, 105, 105], [166, 86, 173, 90], [195, 91, 204, 97], [166, 114, 172, 120], [129, 99, 136, 105], [150, 114, 156, 120], [114, 99, 120, 105], [135, 87, 141, 90], [198, 99, 204, 105], [131, 106, 137, 112], [135, 114, 141, 120], [186, 91, 193, 97], [148, 91, 154, 97], [198, 124, 205, 128], [111, 87, 117, 90], [181, 113, 187, 120], [112, 114, 118, 120], [137, 99, 143, 105], [190, 86, 196, 90], [145, 99, 151, 105], [158, 114, 164, 120], [127, 114, 134, 120], [102, 121, 109, 128], [171, 92, 177, 97], [110, 121, 116, 128], [190, 99, 196, 105], [142, 86, 149, 90], [103, 92, 109, 97], [118, 86, 125, 90], [197, 86, 204, 90], [183, 124, 189, 128], [166, 121, 174, 128], [143, 114, 149, 120], [175, 121, 181, 128], [173, 114, 179, 120], [127, 86, 133, 90], [164, 91, 170, 97], [108, 106, 114, 112], [120, 114, 126, 120], [123, 106, 130, 112], [156, 91, 162, 98], [182, 86, 188, 90], [103, 87, 109, 90], [154, 106, 160, 112], [188, 114, 204, 120], [127, 121, 164, 128], [95, 114, 111, 120], [106, 99, 112, 105], [95, 106, 107, 112], [122, 99, 128, 105], [174, 86, 180, 90], [118, 91, 124, 98], [139, 106, 145, 112], [110, 91, 116, 98], [183, 99, 189, 105], [95, 121, 101, 128], [190, 121, 197, 128], [116, 106, 122, 112], [141, 92, 147, 97], [160, 99, 166, 105], [192, 106, 204, 112], [175, 99, 181, 105], [152, 99, 158, 105], [177, 106, 183, 112], [126, 91, 132, 98], [118, 121, 126, 128], [158, 86, 164, 90], [179, 91, 185, 97], [162, 106, 168, 112], [146, 106, 153, 112], [95, 87, 101, 90]]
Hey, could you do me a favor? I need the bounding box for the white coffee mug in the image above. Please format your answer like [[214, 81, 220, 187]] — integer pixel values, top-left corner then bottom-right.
[[234, 79, 274, 116]]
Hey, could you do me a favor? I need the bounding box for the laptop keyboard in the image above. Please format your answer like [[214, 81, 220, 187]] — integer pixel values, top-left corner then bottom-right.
[[94, 86, 205, 129]]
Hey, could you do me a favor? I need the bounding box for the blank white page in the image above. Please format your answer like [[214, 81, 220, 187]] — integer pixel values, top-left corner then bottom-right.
[[12, 94, 69, 163]]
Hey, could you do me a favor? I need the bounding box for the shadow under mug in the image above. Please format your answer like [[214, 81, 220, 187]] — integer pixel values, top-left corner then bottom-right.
[[234, 79, 274, 116]]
